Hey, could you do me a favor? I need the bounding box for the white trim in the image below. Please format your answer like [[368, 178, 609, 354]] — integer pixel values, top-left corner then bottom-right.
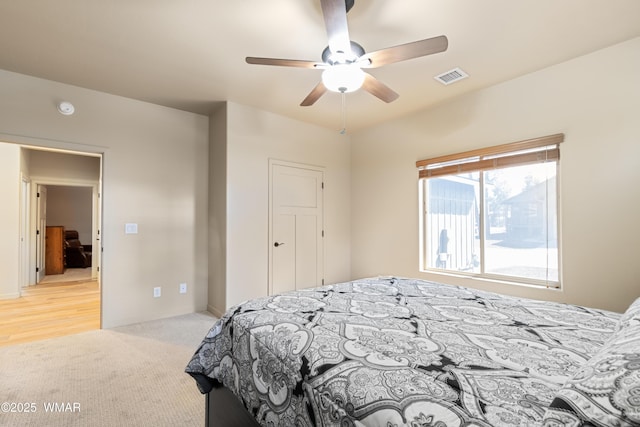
[[0, 132, 106, 155], [19, 174, 31, 290], [0, 292, 20, 300]]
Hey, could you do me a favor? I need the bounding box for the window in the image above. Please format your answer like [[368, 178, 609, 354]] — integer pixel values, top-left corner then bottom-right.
[[417, 134, 563, 288]]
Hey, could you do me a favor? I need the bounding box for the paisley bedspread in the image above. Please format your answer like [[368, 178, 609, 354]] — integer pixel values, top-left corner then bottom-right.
[[185, 277, 622, 426]]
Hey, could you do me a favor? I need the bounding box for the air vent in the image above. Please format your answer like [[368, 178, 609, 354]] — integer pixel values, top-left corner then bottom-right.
[[434, 67, 468, 85]]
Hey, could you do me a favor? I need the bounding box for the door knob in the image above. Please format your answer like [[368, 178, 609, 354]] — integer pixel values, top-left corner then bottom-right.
[[274, 242, 285, 247]]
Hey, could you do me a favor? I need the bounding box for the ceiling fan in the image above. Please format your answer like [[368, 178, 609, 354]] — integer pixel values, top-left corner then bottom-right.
[[246, 0, 448, 106]]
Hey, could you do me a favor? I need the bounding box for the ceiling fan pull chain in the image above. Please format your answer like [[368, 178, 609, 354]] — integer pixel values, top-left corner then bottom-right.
[[340, 91, 347, 134]]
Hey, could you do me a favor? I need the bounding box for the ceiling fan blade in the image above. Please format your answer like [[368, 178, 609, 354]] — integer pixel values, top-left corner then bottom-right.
[[320, 0, 352, 55], [246, 57, 320, 69], [300, 82, 328, 106], [360, 35, 448, 68], [362, 72, 399, 103]]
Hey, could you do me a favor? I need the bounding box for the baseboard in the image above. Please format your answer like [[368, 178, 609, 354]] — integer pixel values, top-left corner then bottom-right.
[[207, 304, 224, 318], [0, 291, 20, 300]]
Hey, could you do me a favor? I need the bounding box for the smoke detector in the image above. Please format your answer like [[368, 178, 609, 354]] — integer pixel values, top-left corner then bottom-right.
[[57, 101, 75, 115]]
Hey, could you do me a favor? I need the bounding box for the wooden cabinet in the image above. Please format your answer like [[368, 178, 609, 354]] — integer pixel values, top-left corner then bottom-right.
[[45, 226, 65, 275]]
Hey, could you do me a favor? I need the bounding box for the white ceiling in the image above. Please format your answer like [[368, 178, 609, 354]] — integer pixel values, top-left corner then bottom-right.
[[1, 0, 639, 132]]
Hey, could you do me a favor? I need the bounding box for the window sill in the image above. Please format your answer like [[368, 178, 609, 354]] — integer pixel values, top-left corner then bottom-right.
[[419, 268, 561, 291]]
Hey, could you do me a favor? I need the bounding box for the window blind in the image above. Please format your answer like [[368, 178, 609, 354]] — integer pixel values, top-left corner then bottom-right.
[[416, 134, 564, 178]]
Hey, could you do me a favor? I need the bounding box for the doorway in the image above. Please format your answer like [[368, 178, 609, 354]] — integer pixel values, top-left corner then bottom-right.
[[269, 160, 324, 295], [36, 184, 99, 283], [8, 144, 103, 344]]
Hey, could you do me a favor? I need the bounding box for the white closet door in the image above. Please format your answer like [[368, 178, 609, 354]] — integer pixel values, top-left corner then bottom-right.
[[269, 161, 324, 295]]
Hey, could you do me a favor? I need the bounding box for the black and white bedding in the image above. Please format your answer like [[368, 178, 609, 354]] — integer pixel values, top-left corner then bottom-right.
[[186, 277, 640, 426]]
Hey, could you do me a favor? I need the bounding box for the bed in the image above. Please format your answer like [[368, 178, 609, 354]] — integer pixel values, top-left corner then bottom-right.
[[186, 276, 640, 426]]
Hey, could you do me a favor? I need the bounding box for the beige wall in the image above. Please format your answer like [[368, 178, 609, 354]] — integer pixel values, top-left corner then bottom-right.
[[207, 102, 352, 315], [45, 186, 93, 243], [0, 69, 209, 328], [0, 144, 21, 299], [208, 105, 227, 316], [28, 149, 101, 182], [351, 37, 640, 313]]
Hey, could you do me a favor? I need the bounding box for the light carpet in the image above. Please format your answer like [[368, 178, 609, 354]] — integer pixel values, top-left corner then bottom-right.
[[0, 311, 217, 427]]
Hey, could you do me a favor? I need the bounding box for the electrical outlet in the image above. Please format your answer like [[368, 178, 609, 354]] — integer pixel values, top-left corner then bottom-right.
[[153, 287, 161, 298], [179, 283, 187, 294]]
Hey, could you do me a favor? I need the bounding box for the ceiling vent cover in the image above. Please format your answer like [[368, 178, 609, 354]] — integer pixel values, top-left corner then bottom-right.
[[435, 67, 468, 85]]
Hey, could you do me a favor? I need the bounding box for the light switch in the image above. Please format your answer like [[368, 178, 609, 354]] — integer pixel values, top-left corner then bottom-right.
[[125, 223, 138, 234]]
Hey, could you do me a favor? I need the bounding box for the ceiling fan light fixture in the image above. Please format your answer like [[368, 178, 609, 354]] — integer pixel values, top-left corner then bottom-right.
[[245, 1, 448, 106], [322, 64, 365, 93], [321, 42, 365, 65]]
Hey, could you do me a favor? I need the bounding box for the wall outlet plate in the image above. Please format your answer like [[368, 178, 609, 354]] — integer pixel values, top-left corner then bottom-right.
[[153, 287, 161, 298], [179, 283, 187, 294], [125, 223, 138, 234]]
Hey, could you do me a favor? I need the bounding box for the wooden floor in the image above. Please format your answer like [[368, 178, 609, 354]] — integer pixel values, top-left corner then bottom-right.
[[0, 279, 100, 347]]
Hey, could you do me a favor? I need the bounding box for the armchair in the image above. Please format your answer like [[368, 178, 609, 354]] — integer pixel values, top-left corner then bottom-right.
[[64, 230, 92, 268]]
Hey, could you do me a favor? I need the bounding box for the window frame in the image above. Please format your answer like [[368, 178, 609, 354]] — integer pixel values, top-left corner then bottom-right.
[[417, 134, 563, 288]]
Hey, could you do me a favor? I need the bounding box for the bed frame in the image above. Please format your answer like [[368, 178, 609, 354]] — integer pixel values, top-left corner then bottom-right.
[[205, 386, 260, 427]]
